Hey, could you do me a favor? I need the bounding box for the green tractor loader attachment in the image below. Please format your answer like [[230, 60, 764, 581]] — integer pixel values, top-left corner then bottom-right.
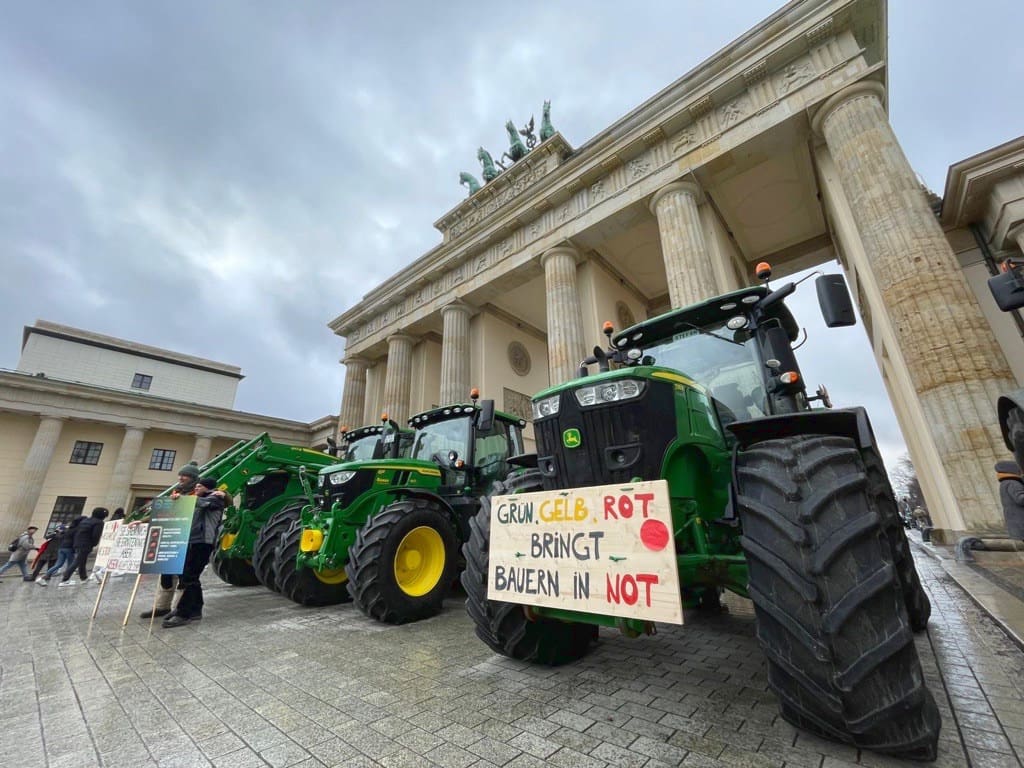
[[276, 393, 527, 624], [462, 267, 940, 760]]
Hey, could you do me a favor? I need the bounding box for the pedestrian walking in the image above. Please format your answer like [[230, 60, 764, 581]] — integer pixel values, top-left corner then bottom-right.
[[995, 460, 1024, 539], [37, 518, 81, 585], [163, 476, 225, 628], [138, 463, 199, 619], [29, 526, 61, 581], [57, 508, 109, 586], [0, 526, 38, 581]]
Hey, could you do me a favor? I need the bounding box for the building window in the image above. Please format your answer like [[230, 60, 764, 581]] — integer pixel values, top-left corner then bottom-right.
[[46, 497, 86, 535], [149, 448, 177, 471], [70, 441, 103, 465], [131, 373, 153, 391]]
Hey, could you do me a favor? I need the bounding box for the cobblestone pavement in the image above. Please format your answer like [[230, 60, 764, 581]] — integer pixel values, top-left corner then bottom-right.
[[1, 550, 1022, 768]]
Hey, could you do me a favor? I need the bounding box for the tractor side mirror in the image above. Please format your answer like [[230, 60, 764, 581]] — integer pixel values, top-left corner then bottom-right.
[[815, 274, 856, 327], [476, 399, 495, 433], [988, 269, 1024, 311]]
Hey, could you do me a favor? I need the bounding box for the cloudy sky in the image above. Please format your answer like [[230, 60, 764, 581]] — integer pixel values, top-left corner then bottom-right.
[[2, 1, 1021, 470]]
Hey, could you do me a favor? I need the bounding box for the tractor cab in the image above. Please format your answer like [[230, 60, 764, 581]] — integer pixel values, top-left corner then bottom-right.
[[338, 422, 413, 462], [408, 390, 527, 493]]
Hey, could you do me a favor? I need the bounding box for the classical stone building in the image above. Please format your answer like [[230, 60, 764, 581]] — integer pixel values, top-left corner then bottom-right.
[[0, 321, 337, 546], [329, 0, 1023, 541]]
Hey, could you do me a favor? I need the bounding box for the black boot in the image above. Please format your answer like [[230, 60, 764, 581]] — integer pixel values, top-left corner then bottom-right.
[[140, 608, 172, 619]]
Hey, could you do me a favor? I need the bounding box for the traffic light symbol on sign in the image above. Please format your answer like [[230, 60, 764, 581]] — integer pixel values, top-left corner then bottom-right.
[[144, 526, 162, 564]]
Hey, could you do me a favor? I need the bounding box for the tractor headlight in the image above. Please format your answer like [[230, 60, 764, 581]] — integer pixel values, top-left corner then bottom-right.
[[246, 475, 265, 485], [573, 379, 646, 407], [328, 470, 357, 485], [531, 395, 561, 420]]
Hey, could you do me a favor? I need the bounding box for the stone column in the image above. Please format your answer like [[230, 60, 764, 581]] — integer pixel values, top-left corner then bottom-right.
[[190, 435, 213, 467], [1010, 224, 1024, 255], [649, 182, 719, 308], [3, 416, 63, 544], [814, 81, 1016, 533], [338, 355, 370, 432], [541, 246, 587, 385], [381, 333, 415, 425], [439, 301, 472, 404], [104, 426, 146, 511]]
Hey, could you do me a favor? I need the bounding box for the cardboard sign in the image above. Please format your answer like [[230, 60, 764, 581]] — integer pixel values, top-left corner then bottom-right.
[[487, 480, 683, 624], [94, 520, 122, 570], [139, 496, 196, 575], [105, 523, 149, 573]]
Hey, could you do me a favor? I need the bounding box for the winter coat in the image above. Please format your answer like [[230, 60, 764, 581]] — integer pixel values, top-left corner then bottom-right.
[[9, 532, 35, 563], [998, 475, 1024, 539], [190, 493, 225, 546], [72, 517, 105, 549], [58, 519, 81, 549]]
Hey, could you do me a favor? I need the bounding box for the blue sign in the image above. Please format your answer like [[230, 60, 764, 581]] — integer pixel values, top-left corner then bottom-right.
[[139, 496, 196, 575]]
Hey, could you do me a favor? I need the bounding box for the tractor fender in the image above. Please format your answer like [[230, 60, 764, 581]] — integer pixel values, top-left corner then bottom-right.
[[727, 407, 877, 452], [388, 488, 459, 528], [997, 388, 1024, 451]]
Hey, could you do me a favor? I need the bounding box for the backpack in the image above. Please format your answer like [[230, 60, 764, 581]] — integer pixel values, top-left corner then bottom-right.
[[7, 537, 19, 552]]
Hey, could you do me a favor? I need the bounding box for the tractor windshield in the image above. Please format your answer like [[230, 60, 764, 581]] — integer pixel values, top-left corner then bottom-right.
[[411, 416, 472, 463], [342, 434, 380, 462], [642, 320, 769, 422]]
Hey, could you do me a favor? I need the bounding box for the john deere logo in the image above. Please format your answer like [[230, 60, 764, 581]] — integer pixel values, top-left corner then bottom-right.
[[562, 428, 582, 448]]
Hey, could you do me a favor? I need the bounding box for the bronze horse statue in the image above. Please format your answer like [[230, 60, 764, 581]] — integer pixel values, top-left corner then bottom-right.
[[477, 147, 501, 181], [459, 171, 481, 195]]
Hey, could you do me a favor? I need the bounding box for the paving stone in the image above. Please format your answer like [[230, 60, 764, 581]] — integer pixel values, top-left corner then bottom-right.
[[425, 741, 479, 768], [466, 736, 522, 765]]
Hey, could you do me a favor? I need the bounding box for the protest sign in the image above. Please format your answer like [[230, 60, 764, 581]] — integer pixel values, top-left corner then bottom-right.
[[105, 523, 149, 573], [139, 495, 196, 575], [487, 479, 683, 624], [94, 520, 122, 570]]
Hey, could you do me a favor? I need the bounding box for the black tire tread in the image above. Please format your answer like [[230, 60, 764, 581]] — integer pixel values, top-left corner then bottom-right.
[[736, 435, 940, 761], [210, 549, 260, 587], [274, 521, 352, 606], [253, 503, 304, 592]]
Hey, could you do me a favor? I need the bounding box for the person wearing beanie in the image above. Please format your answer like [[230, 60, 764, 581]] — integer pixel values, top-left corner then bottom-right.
[[996, 460, 1024, 539], [163, 475, 225, 628], [138, 463, 202, 618]]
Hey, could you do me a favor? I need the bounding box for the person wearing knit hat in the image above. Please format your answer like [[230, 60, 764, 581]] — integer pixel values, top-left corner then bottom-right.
[[995, 460, 1024, 539], [163, 474, 225, 627], [176, 463, 200, 480]]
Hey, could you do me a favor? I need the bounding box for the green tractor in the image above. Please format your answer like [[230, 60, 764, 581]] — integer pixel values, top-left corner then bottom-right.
[[275, 393, 526, 623], [462, 267, 940, 760]]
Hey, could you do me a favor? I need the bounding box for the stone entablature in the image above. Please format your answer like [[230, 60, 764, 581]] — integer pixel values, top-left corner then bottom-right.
[[330, 1, 880, 355]]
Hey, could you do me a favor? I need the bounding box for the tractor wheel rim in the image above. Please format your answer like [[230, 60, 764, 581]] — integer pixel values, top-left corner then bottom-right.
[[394, 526, 445, 597], [314, 567, 348, 585]]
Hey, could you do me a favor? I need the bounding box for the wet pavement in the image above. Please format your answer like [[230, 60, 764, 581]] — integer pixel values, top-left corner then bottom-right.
[[1, 548, 1022, 768]]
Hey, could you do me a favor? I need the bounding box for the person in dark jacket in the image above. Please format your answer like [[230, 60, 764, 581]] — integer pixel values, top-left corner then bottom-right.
[[29, 526, 61, 581], [163, 476, 225, 628], [58, 507, 109, 586], [996, 460, 1024, 539], [37, 518, 81, 585], [139, 463, 200, 619]]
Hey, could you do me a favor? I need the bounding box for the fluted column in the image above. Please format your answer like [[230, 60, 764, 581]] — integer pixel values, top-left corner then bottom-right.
[[338, 355, 370, 432], [814, 81, 1016, 533], [190, 435, 213, 467], [541, 246, 586, 385], [104, 426, 146, 510], [1010, 224, 1024, 255], [381, 333, 415, 424], [439, 302, 472, 404], [3, 416, 63, 544], [649, 182, 718, 308]]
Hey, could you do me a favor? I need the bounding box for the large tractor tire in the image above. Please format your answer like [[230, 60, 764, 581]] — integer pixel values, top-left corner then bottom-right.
[[210, 548, 260, 587], [252, 503, 303, 593], [274, 521, 352, 606], [859, 447, 931, 632], [345, 499, 457, 624], [734, 435, 940, 760], [462, 474, 599, 665]]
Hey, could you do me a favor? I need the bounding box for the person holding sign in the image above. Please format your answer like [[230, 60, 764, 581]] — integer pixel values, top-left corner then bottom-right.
[[162, 475, 225, 628]]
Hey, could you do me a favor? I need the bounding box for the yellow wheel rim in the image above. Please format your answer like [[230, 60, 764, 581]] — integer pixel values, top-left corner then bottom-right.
[[394, 526, 445, 597], [314, 567, 348, 585]]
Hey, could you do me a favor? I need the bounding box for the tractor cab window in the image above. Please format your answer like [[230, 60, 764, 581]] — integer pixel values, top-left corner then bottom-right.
[[473, 419, 516, 486], [343, 435, 380, 462], [643, 321, 768, 421], [411, 417, 472, 464]]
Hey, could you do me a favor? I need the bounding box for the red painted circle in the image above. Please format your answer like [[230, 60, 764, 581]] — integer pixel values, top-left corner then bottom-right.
[[640, 519, 669, 551]]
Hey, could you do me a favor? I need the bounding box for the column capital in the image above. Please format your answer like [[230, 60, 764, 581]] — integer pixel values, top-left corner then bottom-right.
[[342, 354, 370, 368], [811, 80, 886, 137], [649, 181, 703, 214], [386, 332, 416, 346], [441, 299, 474, 318], [540, 245, 580, 269]]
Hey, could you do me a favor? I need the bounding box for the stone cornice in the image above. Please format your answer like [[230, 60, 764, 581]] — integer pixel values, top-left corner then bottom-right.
[[941, 135, 1024, 229], [0, 370, 327, 440], [329, 0, 881, 352]]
